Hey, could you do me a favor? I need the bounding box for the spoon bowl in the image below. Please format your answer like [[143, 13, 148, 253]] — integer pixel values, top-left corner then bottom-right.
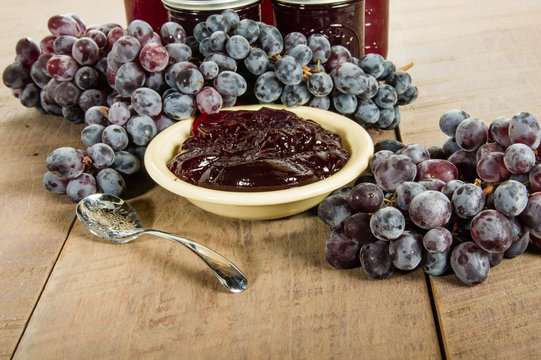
[[76, 193, 248, 293]]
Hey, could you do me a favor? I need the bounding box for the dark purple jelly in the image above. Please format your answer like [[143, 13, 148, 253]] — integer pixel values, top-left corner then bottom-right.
[[162, 0, 262, 37], [167, 107, 350, 191], [272, 0, 365, 58]]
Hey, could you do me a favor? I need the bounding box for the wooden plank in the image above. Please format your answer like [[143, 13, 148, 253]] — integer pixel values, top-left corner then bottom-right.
[[0, 1, 126, 358], [390, 0, 541, 358], [14, 184, 441, 359]]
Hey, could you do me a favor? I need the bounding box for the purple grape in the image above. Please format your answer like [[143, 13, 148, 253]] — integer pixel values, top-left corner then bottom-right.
[[46, 147, 85, 180], [343, 213, 375, 245], [369, 206, 405, 241], [66, 173, 97, 202], [373, 154, 417, 192], [409, 190, 452, 230], [519, 192, 541, 238], [360, 240, 395, 279], [508, 111, 541, 149], [423, 227, 453, 253], [416, 159, 458, 183], [451, 242, 490, 285], [470, 209, 513, 253], [325, 230, 362, 269], [439, 109, 470, 137], [451, 183, 486, 219], [455, 117, 488, 152], [389, 230, 423, 270], [476, 152, 511, 183], [43, 171, 70, 194], [317, 194, 354, 230], [96, 168, 126, 197], [131, 87, 162, 116], [476, 142, 505, 162], [394, 181, 426, 211], [503, 143, 536, 174], [349, 182, 384, 212], [489, 117, 512, 148], [493, 180, 528, 217], [422, 250, 450, 276]]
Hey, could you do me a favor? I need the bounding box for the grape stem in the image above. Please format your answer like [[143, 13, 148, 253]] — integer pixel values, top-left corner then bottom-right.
[[398, 62, 414, 71]]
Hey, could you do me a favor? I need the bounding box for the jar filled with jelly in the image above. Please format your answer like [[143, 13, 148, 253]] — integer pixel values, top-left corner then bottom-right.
[[161, 0, 263, 36], [271, 0, 365, 58], [365, 0, 389, 58], [124, 0, 169, 32]]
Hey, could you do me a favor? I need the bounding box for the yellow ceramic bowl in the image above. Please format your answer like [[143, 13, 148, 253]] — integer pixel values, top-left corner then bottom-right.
[[144, 104, 373, 220]]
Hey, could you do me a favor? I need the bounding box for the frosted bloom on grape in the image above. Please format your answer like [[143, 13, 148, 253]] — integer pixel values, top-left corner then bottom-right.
[[409, 190, 452, 229]]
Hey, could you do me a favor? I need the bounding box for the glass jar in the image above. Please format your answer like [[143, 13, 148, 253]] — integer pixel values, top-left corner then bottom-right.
[[161, 0, 262, 36], [271, 0, 365, 58], [124, 0, 169, 33], [365, 0, 389, 58]]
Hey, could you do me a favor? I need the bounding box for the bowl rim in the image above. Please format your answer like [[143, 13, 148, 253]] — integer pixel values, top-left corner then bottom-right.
[[144, 104, 373, 206]]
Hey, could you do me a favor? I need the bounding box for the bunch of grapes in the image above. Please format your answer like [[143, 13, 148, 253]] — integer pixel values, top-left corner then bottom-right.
[[3, 11, 418, 202], [188, 12, 417, 129], [318, 110, 541, 285]]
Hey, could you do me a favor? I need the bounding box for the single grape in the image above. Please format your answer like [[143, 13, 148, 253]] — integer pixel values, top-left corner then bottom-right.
[[385, 70, 411, 94], [195, 86, 222, 115], [360, 240, 395, 279], [244, 47, 269, 76], [450, 242, 490, 285], [53, 35, 77, 55], [48, 14, 83, 37], [111, 35, 141, 63], [493, 180, 528, 217], [353, 97, 380, 125], [115, 62, 146, 97], [504, 218, 530, 259], [333, 92, 357, 115], [86, 29, 107, 49], [518, 192, 541, 237], [108, 101, 131, 126], [206, 14, 227, 32], [164, 61, 197, 89], [102, 125, 129, 151], [451, 183, 485, 219], [416, 159, 458, 183], [280, 83, 311, 107], [88, 143, 115, 169], [19, 83, 41, 107], [441, 179, 465, 199], [43, 171, 70, 194], [81, 124, 105, 147], [213, 71, 247, 97], [422, 250, 450, 276], [470, 209, 513, 253], [455, 117, 488, 152], [343, 213, 375, 245], [417, 179, 446, 191], [163, 92, 196, 120], [209, 31, 229, 52], [373, 154, 417, 192], [358, 53, 385, 78], [46, 147, 85, 179], [254, 71, 283, 103], [325, 45, 352, 71], [221, 9, 240, 30], [66, 173, 96, 203], [489, 117, 512, 148], [349, 182, 384, 213], [317, 193, 354, 230], [307, 33, 331, 63], [476, 152, 511, 183], [308, 95, 331, 110], [503, 143, 536, 174], [439, 109, 470, 137], [74, 66, 99, 90], [78, 89, 107, 112], [369, 206, 405, 241], [258, 25, 283, 56], [225, 35, 250, 60], [275, 55, 303, 86], [288, 44, 313, 66], [126, 114, 158, 146], [476, 142, 505, 162], [530, 164, 541, 192], [394, 181, 426, 211], [389, 230, 423, 270], [160, 21, 186, 44], [447, 149, 478, 181], [71, 37, 100, 65], [396, 84, 418, 105], [131, 87, 162, 116], [112, 150, 141, 175], [373, 84, 397, 109], [409, 190, 452, 230], [331, 62, 367, 95], [127, 19, 154, 45], [423, 227, 453, 253], [96, 168, 126, 197], [53, 81, 81, 107], [139, 43, 169, 72], [176, 68, 204, 95], [306, 72, 333, 97], [47, 55, 79, 82], [508, 111, 541, 149], [199, 61, 220, 80], [166, 43, 192, 63], [397, 143, 430, 164], [233, 19, 260, 44], [325, 230, 362, 269]]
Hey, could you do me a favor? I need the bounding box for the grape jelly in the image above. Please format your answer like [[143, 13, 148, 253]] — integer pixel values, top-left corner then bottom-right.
[[167, 107, 350, 191], [161, 0, 262, 36], [271, 0, 365, 58]]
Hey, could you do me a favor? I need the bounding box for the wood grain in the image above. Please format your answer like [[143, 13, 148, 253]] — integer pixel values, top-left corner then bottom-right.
[[0, 1, 126, 358], [14, 186, 441, 359], [390, 0, 541, 358]]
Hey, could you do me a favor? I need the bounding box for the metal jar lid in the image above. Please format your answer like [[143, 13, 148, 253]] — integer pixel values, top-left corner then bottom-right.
[[272, 0, 358, 5], [162, 0, 261, 11]]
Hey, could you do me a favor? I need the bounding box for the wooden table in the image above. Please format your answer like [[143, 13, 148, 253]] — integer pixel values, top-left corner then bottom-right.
[[1, 0, 540, 359]]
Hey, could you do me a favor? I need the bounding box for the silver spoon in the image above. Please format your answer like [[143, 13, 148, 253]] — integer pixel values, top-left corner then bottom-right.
[[76, 193, 247, 293]]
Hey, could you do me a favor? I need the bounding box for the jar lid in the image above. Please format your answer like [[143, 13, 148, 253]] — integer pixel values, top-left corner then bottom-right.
[[273, 0, 355, 4], [162, 0, 260, 11]]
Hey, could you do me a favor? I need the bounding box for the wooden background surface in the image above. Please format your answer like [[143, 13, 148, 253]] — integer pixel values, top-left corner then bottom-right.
[[0, 0, 540, 359]]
